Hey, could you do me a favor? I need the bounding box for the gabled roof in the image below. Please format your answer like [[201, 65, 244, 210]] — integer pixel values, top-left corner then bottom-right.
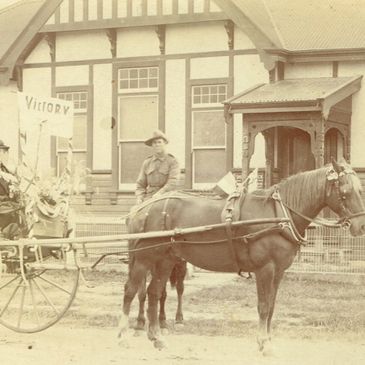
[[215, 0, 365, 51], [0, 0, 63, 85], [224, 76, 363, 118], [0, 1, 41, 63]]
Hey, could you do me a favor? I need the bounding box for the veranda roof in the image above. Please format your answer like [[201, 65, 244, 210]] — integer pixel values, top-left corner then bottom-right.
[[224, 76, 362, 118]]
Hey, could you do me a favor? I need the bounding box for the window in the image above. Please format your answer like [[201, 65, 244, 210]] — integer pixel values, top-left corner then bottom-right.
[[57, 91, 88, 113], [117, 64, 160, 188], [192, 84, 227, 106], [56, 90, 88, 175], [118, 66, 159, 92], [191, 82, 228, 188]]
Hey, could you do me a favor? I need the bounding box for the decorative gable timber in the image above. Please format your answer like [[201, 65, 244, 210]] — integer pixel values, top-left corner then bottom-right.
[[40, 0, 227, 33]]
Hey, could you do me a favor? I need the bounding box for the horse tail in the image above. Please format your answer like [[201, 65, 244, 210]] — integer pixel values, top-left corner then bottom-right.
[[170, 260, 187, 289], [169, 264, 178, 289], [127, 238, 138, 275]]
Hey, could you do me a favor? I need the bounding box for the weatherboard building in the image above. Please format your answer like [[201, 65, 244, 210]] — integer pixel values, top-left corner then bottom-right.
[[1, 0, 365, 215]]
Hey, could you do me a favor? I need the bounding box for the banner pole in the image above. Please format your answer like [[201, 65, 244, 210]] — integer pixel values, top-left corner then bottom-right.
[[24, 120, 46, 194]]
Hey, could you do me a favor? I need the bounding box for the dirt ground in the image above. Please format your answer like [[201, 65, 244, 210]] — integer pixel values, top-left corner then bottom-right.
[[0, 271, 365, 365]]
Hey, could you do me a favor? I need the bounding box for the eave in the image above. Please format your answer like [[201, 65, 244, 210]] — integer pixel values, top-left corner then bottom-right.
[[40, 12, 229, 33], [224, 76, 363, 119], [265, 47, 365, 63]]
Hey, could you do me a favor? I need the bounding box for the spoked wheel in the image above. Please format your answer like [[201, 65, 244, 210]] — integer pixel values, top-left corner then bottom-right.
[[0, 263, 80, 333]]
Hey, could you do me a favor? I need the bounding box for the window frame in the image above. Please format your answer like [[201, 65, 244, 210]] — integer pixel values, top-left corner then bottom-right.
[[192, 83, 228, 108], [189, 79, 229, 189], [53, 85, 92, 175], [118, 66, 159, 94], [115, 61, 163, 191]]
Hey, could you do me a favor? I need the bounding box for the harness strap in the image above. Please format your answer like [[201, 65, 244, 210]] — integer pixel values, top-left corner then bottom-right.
[[272, 190, 307, 244], [161, 195, 172, 230], [241, 225, 284, 244], [282, 202, 341, 228], [224, 219, 241, 274]]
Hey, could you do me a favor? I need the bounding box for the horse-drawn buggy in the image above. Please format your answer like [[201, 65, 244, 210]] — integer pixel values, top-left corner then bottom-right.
[[0, 158, 364, 355]]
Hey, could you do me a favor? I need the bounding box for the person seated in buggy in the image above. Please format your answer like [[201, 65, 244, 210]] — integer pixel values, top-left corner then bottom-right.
[[135, 130, 180, 205], [0, 140, 22, 240], [0, 141, 18, 199]]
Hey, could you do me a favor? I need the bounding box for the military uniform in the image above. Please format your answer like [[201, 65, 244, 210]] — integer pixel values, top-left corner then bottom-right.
[[0, 163, 13, 196], [136, 153, 179, 202], [0, 141, 17, 200]]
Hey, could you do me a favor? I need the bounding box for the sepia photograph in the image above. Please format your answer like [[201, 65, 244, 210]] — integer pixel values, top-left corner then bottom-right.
[[0, 0, 365, 364]]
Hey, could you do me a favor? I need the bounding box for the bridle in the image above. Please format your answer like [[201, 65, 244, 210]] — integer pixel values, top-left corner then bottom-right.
[[280, 167, 365, 231]]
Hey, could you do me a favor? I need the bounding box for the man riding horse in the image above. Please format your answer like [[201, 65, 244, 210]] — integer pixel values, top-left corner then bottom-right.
[[135, 130, 180, 204], [132, 130, 187, 330]]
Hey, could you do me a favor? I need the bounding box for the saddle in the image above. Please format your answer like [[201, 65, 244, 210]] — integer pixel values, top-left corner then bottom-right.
[[221, 187, 247, 223]]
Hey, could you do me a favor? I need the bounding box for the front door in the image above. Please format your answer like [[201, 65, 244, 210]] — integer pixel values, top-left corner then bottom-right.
[[277, 127, 315, 179]]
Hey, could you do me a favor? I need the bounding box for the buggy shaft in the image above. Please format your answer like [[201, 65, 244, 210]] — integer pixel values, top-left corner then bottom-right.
[[0, 218, 290, 248]]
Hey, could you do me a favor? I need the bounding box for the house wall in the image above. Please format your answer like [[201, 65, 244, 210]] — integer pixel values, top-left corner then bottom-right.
[[233, 54, 268, 169], [22, 67, 52, 174], [0, 82, 19, 168], [56, 31, 110, 61], [21, 18, 268, 191], [284, 62, 333, 78], [284, 60, 365, 168], [165, 22, 228, 54], [116, 27, 160, 58], [93, 63, 112, 170], [24, 37, 51, 64], [338, 60, 365, 168], [165, 58, 186, 168]]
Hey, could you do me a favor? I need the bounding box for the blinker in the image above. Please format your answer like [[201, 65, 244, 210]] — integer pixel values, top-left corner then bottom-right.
[[326, 168, 338, 181]]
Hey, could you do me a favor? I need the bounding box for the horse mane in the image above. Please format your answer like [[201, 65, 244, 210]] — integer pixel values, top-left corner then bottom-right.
[[265, 167, 328, 211]]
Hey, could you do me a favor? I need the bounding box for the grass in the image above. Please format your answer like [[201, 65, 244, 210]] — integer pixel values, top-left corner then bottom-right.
[[51, 271, 365, 341], [178, 274, 365, 340]]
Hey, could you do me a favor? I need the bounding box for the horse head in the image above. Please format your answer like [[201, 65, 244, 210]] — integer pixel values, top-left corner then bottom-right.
[[325, 158, 365, 236]]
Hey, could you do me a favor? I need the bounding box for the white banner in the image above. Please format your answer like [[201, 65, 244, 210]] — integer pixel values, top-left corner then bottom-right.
[[18, 92, 73, 138]]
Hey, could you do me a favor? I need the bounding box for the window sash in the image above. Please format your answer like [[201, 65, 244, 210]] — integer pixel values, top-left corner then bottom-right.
[[118, 66, 159, 93], [118, 95, 159, 141], [192, 84, 227, 107], [57, 91, 88, 113]]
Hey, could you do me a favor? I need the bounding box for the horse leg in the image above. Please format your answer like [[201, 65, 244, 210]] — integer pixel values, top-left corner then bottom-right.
[[267, 270, 284, 340], [118, 261, 148, 339], [135, 275, 147, 331], [255, 262, 276, 355], [159, 285, 168, 333], [175, 260, 187, 325], [147, 259, 175, 349]]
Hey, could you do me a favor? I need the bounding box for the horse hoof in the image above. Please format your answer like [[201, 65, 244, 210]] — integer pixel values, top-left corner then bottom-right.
[[133, 329, 144, 337], [134, 323, 145, 331], [174, 322, 184, 330], [161, 327, 169, 336], [118, 340, 130, 348], [118, 336, 131, 349], [154, 339, 166, 350], [261, 342, 275, 357]]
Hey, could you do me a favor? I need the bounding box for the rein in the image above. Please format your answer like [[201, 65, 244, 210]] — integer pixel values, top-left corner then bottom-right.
[[272, 167, 365, 232], [280, 202, 342, 228]]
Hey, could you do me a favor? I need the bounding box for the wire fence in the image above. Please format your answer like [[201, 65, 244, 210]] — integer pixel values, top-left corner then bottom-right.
[[75, 217, 128, 267], [75, 218, 365, 275], [289, 224, 365, 275]]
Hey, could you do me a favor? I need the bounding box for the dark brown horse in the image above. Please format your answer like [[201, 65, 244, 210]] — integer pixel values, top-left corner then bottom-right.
[[134, 258, 187, 332], [119, 160, 365, 354]]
